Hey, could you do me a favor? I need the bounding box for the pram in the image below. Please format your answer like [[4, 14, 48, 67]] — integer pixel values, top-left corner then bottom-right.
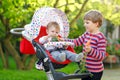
[[10, 7, 91, 80]]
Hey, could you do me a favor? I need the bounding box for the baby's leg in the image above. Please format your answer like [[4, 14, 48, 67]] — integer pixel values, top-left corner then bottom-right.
[[51, 51, 66, 62], [63, 50, 84, 62]]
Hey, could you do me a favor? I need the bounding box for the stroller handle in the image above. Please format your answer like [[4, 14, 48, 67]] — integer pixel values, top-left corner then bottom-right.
[[10, 28, 24, 35]]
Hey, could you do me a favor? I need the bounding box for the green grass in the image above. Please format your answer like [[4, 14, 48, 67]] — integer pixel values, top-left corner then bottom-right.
[[0, 69, 47, 80], [1, 56, 119, 80], [0, 63, 78, 80], [0, 57, 79, 80]]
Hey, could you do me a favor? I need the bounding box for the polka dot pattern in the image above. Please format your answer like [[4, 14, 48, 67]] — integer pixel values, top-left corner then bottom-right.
[[22, 7, 69, 41], [44, 42, 74, 49]]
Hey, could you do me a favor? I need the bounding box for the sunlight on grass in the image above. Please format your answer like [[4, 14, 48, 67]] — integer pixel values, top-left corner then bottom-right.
[[0, 69, 47, 80], [0, 56, 79, 80]]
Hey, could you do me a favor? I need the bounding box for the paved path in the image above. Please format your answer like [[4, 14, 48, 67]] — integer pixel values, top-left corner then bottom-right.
[[102, 68, 120, 80], [71, 68, 120, 80]]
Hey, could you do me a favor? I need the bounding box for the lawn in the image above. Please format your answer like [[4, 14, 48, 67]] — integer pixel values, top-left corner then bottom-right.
[[0, 69, 47, 80], [0, 57, 79, 80], [1, 57, 120, 80]]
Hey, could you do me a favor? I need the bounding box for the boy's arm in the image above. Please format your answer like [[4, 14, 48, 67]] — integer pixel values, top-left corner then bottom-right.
[[88, 37, 107, 61], [65, 33, 86, 47]]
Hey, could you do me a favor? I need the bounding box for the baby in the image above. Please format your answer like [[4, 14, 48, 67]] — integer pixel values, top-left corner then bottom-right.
[[40, 22, 84, 62], [36, 22, 84, 70]]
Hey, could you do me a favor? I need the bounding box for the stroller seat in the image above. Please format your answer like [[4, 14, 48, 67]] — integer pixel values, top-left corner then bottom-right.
[[34, 26, 75, 65]]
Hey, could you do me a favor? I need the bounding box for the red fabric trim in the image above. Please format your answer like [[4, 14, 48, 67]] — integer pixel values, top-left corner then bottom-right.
[[46, 46, 75, 64], [34, 26, 47, 42], [20, 37, 36, 54]]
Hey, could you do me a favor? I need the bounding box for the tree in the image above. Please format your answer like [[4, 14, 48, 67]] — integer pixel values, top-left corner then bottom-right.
[[84, 0, 120, 26], [0, 0, 89, 70], [0, 0, 48, 69]]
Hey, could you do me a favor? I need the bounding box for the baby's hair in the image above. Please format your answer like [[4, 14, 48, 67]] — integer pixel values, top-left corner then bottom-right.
[[47, 22, 60, 30], [84, 10, 103, 27]]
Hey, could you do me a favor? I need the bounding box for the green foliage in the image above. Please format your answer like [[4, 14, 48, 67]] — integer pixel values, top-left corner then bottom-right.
[[106, 44, 115, 55], [84, 0, 120, 26], [52, 37, 59, 42], [115, 49, 120, 56], [106, 35, 120, 56], [68, 18, 85, 53], [1, 0, 120, 71], [0, 0, 119, 40], [0, 57, 80, 80], [0, 69, 47, 80], [79, 61, 87, 73], [106, 39, 120, 56], [118, 39, 120, 44], [0, 0, 120, 39], [0, 0, 55, 39]]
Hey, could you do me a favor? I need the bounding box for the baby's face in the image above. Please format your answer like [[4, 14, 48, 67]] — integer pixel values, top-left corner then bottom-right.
[[47, 26, 60, 37]]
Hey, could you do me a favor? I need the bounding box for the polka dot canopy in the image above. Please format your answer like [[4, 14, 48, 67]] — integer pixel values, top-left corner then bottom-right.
[[22, 7, 69, 41]]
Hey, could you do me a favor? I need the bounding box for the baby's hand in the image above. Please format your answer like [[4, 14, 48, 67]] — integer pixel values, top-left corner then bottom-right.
[[59, 38, 64, 41], [63, 45, 69, 49], [47, 34, 53, 37]]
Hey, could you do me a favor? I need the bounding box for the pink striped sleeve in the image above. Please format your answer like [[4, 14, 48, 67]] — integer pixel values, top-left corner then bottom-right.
[[89, 37, 107, 61], [65, 32, 86, 46]]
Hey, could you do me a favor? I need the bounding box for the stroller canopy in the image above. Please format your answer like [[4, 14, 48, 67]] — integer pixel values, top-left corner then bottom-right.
[[22, 7, 69, 41]]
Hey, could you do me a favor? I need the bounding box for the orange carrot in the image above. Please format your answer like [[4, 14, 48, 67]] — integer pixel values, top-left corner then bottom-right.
[[86, 40, 91, 46], [57, 35, 61, 41]]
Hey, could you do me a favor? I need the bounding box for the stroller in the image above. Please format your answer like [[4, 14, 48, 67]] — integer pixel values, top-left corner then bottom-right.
[[10, 7, 91, 80]]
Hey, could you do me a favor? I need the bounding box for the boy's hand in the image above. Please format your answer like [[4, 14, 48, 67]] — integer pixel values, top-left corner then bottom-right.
[[85, 45, 91, 53], [85, 40, 91, 53]]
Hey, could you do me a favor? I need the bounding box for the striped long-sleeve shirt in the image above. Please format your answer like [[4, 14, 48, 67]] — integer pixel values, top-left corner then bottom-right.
[[67, 32, 107, 72]]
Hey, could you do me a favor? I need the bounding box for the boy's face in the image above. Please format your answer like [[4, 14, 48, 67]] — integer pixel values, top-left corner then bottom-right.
[[47, 26, 60, 37], [84, 20, 99, 33]]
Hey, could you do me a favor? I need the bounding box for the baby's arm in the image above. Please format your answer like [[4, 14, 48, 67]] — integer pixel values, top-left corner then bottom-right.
[[65, 32, 86, 47], [88, 37, 107, 61], [39, 36, 49, 44]]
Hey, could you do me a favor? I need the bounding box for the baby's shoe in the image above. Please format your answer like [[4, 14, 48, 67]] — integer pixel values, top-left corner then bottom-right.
[[75, 53, 84, 62], [35, 61, 44, 70]]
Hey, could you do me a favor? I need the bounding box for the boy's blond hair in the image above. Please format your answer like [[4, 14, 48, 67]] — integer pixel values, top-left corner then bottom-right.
[[84, 10, 103, 27], [47, 22, 60, 31]]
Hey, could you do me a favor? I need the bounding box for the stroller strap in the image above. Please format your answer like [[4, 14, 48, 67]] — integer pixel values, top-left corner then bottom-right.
[[49, 48, 65, 53]]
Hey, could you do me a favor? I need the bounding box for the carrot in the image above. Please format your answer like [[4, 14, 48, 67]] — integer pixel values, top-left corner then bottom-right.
[[57, 35, 62, 41], [80, 39, 91, 73], [57, 36, 60, 40], [86, 40, 91, 46], [83, 39, 91, 62]]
